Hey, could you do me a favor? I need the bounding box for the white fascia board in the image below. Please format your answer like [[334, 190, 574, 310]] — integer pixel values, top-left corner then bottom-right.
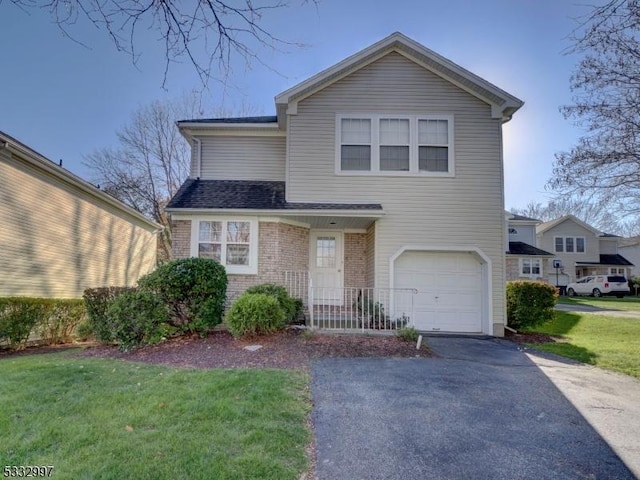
[[275, 32, 523, 121], [166, 208, 385, 218], [1, 132, 162, 231]]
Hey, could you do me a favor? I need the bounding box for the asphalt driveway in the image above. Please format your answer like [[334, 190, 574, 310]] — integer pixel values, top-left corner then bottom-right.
[[311, 337, 636, 480]]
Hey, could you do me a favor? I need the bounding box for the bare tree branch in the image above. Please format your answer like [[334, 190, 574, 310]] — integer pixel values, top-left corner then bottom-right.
[[552, 0, 640, 220], [5, 0, 316, 88]]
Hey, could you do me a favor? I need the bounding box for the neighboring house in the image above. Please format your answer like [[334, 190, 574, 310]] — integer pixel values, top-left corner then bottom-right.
[[166, 32, 523, 336], [536, 215, 633, 283], [505, 213, 554, 282], [0, 131, 161, 298], [617, 237, 640, 279]]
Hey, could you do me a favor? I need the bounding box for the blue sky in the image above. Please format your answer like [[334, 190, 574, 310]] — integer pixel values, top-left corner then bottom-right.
[[1, 0, 589, 210]]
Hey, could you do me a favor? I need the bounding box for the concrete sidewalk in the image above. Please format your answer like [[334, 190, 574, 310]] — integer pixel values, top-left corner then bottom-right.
[[525, 349, 640, 478]]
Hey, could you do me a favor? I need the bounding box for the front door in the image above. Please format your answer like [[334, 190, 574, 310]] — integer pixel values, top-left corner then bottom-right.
[[309, 231, 344, 305]]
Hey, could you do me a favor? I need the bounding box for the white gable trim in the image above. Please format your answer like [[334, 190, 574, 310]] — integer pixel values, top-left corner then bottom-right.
[[275, 32, 523, 123]]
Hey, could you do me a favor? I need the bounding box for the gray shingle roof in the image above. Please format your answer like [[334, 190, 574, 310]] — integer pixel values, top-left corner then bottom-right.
[[507, 241, 553, 256], [509, 213, 541, 222], [166, 179, 383, 211], [576, 254, 634, 266], [177, 116, 277, 124]]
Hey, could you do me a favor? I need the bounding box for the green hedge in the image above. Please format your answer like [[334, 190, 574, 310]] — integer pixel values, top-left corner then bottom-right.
[[245, 283, 303, 324], [138, 257, 228, 335], [106, 290, 170, 351], [225, 293, 286, 338], [83, 287, 137, 343], [506, 280, 558, 330], [0, 298, 86, 351]]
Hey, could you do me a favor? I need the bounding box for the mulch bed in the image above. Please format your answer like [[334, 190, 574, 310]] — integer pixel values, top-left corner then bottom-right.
[[76, 328, 432, 370], [505, 330, 558, 345]]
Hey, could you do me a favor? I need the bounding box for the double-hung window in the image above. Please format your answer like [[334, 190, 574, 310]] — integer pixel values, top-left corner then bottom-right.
[[337, 114, 453, 175], [192, 218, 258, 274], [419, 119, 449, 172], [521, 258, 542, 278], [554, 236, 585, 253], [379, 118, 410, 171], [340, 118, 371, 171]]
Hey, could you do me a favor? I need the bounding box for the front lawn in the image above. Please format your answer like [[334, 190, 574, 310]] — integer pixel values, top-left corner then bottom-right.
[[557, 295, 640, 312], [525, 311, 640, 379], [0, 351, 310, 479]]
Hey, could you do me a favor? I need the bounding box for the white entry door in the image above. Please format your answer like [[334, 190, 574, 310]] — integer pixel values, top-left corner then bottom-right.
[[309, 231, 344, 305]]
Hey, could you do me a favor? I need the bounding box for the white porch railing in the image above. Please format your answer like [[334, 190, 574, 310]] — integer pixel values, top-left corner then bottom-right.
[[283, 271, 312, 307], [308, 287, 416, 331]]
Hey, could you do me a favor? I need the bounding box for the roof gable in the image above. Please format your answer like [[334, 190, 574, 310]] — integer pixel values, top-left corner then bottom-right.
[[275, 32, 523, 126], [536, 214, 601, 236]]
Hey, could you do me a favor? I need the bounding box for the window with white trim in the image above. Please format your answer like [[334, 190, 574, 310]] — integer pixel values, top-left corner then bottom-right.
[[340, 118, 371, 171], [554, 236, 585, 253], [336, 114, 453, 175], [520, 258, 542, 277], [192, 218, 258, 274], [610, 267, 626, 275]]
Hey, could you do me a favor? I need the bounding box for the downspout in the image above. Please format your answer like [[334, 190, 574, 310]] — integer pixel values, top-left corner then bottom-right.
[[194, 137, 202, 178]]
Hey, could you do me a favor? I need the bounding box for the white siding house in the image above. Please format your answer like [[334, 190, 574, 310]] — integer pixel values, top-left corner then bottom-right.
[[167, 33, 524, 336]]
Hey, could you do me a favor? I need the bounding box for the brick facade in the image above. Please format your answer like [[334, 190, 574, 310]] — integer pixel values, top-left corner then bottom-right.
[[344, 233, 367, 287], [505, 256, 552, 282], [170, 217, 371, 295], [170, 219, 192, 259]]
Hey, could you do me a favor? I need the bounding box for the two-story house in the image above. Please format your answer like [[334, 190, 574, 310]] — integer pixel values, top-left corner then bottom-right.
[[505, 213, 554, 282], [166, 33, 523, 336], [536, 215, 633, 282]]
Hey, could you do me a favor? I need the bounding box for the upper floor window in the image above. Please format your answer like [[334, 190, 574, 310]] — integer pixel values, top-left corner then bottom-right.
[[191, 218, 258, 274], [554, 236, 585, 253], [337, 114, 454, 175]]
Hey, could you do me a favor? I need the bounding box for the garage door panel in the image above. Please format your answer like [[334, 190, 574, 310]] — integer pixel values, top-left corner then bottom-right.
[[394, 251, 483, 333]]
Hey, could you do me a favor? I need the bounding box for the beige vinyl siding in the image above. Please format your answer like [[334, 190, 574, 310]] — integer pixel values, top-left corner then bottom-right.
[[0, 150, 157, 298], [537, 221, 600, 282], [198, 135, 285, 180], [286, 52, 506, 332], [599, 239, 618, 255], [509, 224, 537, 246]]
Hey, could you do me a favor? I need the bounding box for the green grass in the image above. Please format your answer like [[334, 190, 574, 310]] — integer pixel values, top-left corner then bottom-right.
[[0, 351, 310, 479], [526, 311, 640, 379], [557, 295, 640, 312]]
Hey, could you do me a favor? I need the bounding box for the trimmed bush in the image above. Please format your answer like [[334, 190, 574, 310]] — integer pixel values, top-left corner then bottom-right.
[[106, 290, 170, 351], [35, 300, 86, 345], [83, 287, 136, 343], [506, 280, 558, 330], [0, 298, 86, 350], [245, 283, 302, 324], [225, 293, 286, 338], [138, 258, 227, 335]]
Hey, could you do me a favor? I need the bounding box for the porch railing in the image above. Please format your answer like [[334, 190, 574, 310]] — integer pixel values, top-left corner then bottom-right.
[[283, 271, 312, 307], [308, 287, 416, 331]]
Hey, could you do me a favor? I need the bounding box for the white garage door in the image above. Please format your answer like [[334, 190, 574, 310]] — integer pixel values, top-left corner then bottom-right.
[[394, 251, 483, 333]]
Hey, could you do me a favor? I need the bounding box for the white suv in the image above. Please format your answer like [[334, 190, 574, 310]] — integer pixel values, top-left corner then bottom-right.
[[566, 275, 630, 298]]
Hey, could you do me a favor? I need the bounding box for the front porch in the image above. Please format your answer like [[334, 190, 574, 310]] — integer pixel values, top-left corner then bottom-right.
[[283, 270, 416, 332]]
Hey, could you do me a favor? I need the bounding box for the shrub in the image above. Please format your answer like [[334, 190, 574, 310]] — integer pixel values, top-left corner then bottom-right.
[[245, 283, 302, 324], [225, 293, 285, 338], [83, 287, 136, 343], [36, 300, 86, 344], [106, 290, 169, 351], [0, 299, 49, 350], [138, 258, 227, 335], [397, 326, 419, 342], [506, 280, 558, 330], [0, 298, 86, 350]]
